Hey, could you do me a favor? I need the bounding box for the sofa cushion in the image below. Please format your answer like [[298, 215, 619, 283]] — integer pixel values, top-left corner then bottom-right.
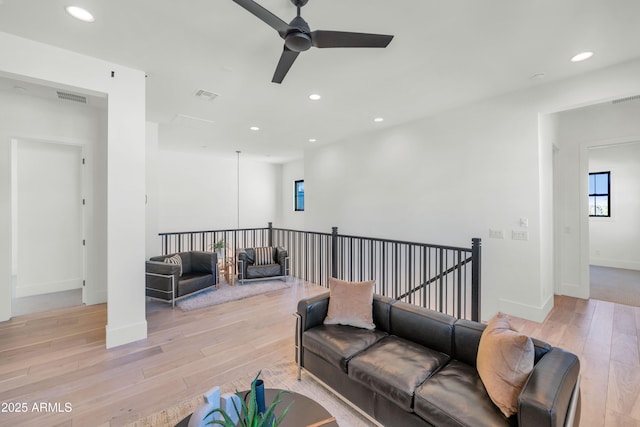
[[303, 324, 387, 372], [348, 336, 450, 412], [246, 264, 282, 279], [390, 301, 456, 355], [414, 360, 512, 427], [191, 251, 215, 273], [324, 277, 376, 330], [477, 313, 534, 418], [177, 273, 214, 297]]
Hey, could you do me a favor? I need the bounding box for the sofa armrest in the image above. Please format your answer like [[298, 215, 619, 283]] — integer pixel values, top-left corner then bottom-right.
[[276, 246, 288, 275], [297, 292, 330, 332], [146, 260, 180, 277], [237, 248, 250, 280], [518, 347, 580, 427]]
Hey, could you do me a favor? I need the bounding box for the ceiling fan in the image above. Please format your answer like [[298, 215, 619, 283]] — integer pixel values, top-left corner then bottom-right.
[[231, 0, 394, 83]]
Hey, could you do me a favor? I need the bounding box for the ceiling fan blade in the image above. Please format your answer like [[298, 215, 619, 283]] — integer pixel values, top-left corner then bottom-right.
[[232, 0, 289, 37], [311, 30, 393, 48], [272, 46, 300, 84]]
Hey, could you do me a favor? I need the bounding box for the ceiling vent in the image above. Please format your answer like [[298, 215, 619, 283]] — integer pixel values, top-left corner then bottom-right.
[[173, 114, 216, 128], [57, 91, 87, 104], [611, 94, 640, 104], [194, 89, 219, 102]]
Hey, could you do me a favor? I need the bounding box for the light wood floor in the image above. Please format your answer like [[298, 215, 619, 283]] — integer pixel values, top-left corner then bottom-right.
[[0, 280, 639, 427]]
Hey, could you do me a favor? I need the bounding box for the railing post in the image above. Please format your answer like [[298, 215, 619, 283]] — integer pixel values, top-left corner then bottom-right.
[[268, 222, 273, 247], [471, 238, 482, 322], [331, 226, 338, 279]]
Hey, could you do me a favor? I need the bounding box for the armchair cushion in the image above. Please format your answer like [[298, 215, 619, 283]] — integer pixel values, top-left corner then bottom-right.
[[191, 251, 216, 273]]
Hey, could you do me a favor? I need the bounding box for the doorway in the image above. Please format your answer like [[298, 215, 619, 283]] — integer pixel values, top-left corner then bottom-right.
[[588, 141, 640, 306], [11, 138, 85, 315]]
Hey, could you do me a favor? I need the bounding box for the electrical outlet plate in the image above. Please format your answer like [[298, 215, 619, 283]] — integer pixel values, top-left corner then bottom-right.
[[489, 229, 504, 239], [512, 230, 529, 241]]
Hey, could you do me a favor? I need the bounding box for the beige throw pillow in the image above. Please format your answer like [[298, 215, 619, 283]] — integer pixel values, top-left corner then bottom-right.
[[164, 254, 183, 276], [323, 277, 375, 330], [477, 312, 534, 418]]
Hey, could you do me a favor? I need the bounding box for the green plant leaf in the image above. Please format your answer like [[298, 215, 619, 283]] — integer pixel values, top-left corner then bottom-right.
[[204, 407, 236, 427], [209, 371, 290, 427]]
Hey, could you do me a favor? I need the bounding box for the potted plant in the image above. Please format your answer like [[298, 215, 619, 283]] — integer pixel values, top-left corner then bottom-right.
[[211, 240, 226, 260], [206, 372, 291, 427]]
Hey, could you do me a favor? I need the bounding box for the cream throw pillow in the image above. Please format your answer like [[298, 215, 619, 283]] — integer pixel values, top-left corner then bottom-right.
[[254, 247, 274, 265], [477, 312, 534, 418], [164, 254, 183, 276], [323, 277, 375, 330]]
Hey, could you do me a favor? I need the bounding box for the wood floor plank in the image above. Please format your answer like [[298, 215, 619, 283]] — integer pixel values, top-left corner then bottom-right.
[[1, 279, 640, 426]]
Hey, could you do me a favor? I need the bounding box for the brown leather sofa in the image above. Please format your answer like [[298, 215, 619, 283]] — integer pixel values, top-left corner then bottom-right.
[[296, 293, 581, 427], [146, 251, 218, 307]]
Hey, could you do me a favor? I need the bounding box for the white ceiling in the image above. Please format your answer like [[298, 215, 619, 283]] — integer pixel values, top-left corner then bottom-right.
[[1, 0, 640, 163]]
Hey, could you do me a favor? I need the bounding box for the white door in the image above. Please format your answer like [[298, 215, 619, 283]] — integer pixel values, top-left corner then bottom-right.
[[13, 139, 84, 299]]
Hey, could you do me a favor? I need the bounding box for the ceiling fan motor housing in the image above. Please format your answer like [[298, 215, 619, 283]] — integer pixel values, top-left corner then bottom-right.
[[285, 31, 311, 51], [285, 16, 312, 51]]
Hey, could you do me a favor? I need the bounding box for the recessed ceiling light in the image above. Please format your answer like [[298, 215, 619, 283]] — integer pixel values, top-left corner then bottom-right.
[[308, 138, 317, 142], [65, 6, 95, 22], [570, 51, 593, 63], [309, 94, 321, 101], [249, 126, 260, 131], [374, 117, 384, 123], [529, 73, 546, 80]]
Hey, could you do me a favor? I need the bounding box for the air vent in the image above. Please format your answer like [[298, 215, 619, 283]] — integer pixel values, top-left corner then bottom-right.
[[57, 91, 87, 104], [611, 94, 640, 104], [173, 114, 216, 128], [194, 89, 219, 102]]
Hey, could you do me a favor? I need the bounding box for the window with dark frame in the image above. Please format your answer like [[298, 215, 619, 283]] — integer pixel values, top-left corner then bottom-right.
[[294, 180, 304, 211], [589, 171, 610, 217]]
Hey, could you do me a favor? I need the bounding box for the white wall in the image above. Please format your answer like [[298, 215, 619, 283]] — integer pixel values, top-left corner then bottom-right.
[[305, 94, 546, 321], [277, 159, 305, 230], [0, 32, 147, 348], [146, 122, 160, 258], [589, 142, 640, 270], [302, 57, 640, 322], [144, 143, 281, 254]]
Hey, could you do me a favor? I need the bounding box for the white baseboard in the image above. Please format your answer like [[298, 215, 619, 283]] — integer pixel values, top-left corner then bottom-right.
[[497, 295, 553, 323], [105, 320, 147, 349], [85, 289, 108, 305], [559, 281, 589, 299], [590, 258, 640, 271], [14, 278, 83, 298]]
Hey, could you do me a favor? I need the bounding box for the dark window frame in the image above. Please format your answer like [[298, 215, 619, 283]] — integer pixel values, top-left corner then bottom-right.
[[294, 179, 304, 211], [589, 171, 611, 217]]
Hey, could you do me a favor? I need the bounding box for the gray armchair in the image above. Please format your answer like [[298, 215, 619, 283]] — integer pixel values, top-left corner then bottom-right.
[[146, 251, 218, 307], [237, 246, 289, 284]]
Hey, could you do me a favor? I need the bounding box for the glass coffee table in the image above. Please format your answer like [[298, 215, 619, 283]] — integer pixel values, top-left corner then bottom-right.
[[176, 388, 338, 427]]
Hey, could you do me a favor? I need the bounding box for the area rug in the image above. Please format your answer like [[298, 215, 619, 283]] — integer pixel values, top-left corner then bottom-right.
[[127, 360, 377, 427], [176, 280, 289, 312]]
